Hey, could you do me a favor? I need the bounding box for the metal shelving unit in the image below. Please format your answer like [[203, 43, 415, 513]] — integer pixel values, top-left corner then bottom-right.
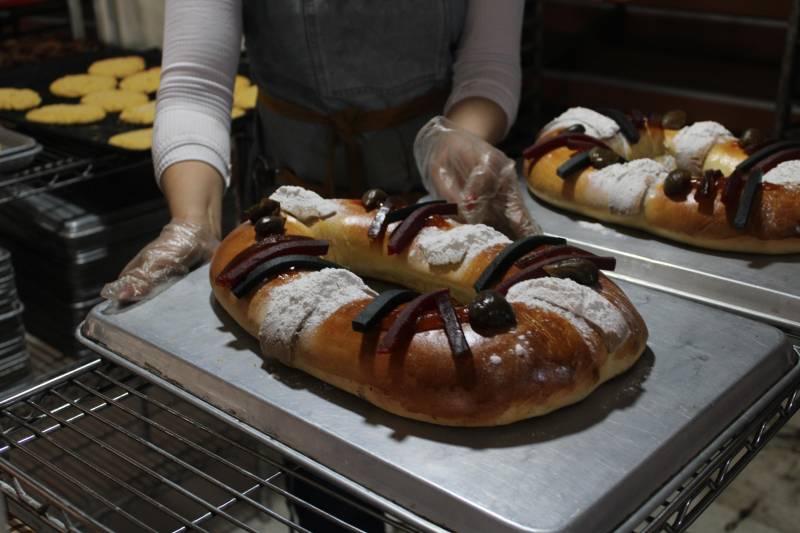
[[0, 346, 796, 532], [0, 357, 426, 533]]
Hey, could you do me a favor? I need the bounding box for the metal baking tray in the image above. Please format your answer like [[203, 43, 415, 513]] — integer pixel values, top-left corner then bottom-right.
[[79, 265, 797, 533], [0, 126, 42, 172], [521, 182, 800, 335]]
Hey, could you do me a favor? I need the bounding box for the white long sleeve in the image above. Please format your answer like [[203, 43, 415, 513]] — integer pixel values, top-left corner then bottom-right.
[[152, 0, 242, 187], [444, 0, 525, 136]]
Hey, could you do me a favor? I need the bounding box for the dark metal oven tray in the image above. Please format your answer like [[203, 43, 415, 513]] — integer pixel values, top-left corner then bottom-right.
[[79, 265, 796, 533], [522, 181, 800, 335]]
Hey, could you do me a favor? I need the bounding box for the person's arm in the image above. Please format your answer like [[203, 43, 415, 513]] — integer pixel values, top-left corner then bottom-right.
[[153, 0, 243, 223], [444, 0, 525, 143], [103, 0, 242, 303]]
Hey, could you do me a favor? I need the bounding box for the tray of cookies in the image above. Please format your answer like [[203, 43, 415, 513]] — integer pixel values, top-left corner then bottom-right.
[[0, 48, 254, 153], [79, 261, 797, 533]]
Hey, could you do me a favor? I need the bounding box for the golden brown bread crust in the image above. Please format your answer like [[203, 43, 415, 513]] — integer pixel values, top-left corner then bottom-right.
[[525, 121, 800, 254], [210, 201, 649, 426]]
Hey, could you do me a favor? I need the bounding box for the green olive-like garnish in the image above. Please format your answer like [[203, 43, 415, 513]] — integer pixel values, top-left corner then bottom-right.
[[542, 258, 599, 286], [663, 169, 692, 199], [661, 110, 687, 130], [468, 290, 516, 331], [361, 188, 388, 210], [588, 147, 622, 169], [246, 197, 281, 224], [254, 215, 286, 239]]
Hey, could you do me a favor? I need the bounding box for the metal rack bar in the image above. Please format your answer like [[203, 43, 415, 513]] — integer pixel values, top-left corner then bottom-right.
[[623, 345, 800, 532], [0, 360, 427, 532], [75, 374, 371, 533], [0, 149, 148, 206], [774, 0, 800, 137]]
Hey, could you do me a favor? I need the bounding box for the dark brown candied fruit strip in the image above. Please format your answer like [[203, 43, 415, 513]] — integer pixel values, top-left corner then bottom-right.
[[377, 289, 447, 354], [722, 146, 800, 210], [495, 254, 616, 294], [387, 202, 458, 255], [474, 235, 566, 292], [232, 255, 339, 298], [435, 292, 471, 357], [351, 289, 418, 332], [515, 244, 595, 268], [629, 109, 646, 129], [733, 169, 763, 229], [556, 151, 592, 179], [722, 140, 800, 204], [522, 133, 611, 167], [695, 169, 722, 202], [216, 235, 312, 287], [596, 108, 640, 143]]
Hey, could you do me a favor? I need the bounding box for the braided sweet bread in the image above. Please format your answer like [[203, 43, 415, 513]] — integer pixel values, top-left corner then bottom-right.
[[210, 186, 648, 426], [525, 107, 800, 254]]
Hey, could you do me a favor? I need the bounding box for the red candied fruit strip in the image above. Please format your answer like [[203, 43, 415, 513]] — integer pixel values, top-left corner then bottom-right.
[[495, 254, 616, 294], [522, 133, 610, 166], [216, 236, 325, 288], [435, 292, 471, 358], [515, 244, 595, 268], [387, 202, 458, 255], [377, 289, 447, 354]]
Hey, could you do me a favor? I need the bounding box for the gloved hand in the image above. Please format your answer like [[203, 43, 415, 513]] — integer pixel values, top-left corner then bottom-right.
[[101, 220, 219, 303], [414, 116, 541, 238]]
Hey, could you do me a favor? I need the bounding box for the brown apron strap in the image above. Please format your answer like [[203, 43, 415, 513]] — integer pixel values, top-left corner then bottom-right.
[[258, 88, 448, 197]]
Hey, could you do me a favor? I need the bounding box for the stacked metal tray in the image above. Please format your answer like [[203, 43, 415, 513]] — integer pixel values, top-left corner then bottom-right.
[[0, 126, 42, 173], [0, 247, 31, 388], [0, 172, 168, 356]]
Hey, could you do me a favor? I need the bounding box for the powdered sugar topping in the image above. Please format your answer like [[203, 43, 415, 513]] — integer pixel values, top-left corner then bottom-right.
[[489, 354, 503, 366], [410, 224, 510, 267], [762, 160, 800, 187], [671, 121, 733, 173], [269, 185, 337, 223], [541, 107, 619, 139], [586, 158, 668, 215], [506, 278, 628, 351], [258, 269, 375, 363]]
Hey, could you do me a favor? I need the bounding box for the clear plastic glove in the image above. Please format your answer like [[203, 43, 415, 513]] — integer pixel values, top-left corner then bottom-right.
[[101, 220, 219, 303], [414, 116, 542, 238]]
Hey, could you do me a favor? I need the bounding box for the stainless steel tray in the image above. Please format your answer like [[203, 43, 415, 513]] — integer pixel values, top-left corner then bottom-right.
[[79, 265, 797, 533], [521, 182, 800, 334]]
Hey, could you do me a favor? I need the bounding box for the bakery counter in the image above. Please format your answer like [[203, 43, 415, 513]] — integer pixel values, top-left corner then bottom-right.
[[76, 264, 800, 532], [521, 178, 800, 337]]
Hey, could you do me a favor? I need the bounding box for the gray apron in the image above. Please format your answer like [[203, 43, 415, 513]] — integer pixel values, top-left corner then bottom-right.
[[242, 0, 467, 196]]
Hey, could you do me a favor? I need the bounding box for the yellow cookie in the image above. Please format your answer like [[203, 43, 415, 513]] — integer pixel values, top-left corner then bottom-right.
[[231, 106, 245, 119], [234, 75, 251, 93], [0, 88, 41, 110], [81, 90, 148, 113], [109, 128, 153, 150], [120, 67, 161, 94], [119, 101, 156, 125], [50, 74, 116, 98], [88, 56, 145, 78], [26, 104, 106, 125], [234, 85, 257, 110]]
